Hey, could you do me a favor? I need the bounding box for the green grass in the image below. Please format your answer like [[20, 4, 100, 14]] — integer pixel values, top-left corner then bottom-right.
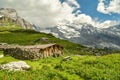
[[0, 56, 19, 64], [0, 51, 3, 55], [0, 21, 22, 31], [0, 54, 119, 80], [0, 52, 18, 64]]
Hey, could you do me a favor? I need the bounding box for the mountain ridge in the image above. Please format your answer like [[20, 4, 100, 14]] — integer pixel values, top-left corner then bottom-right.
[[0, 8, 33, 29], [39, 23, 120, 50]]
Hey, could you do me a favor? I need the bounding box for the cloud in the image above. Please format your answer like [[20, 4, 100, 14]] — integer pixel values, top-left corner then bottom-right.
[[69, 14, 118, 28], [97, 0, 120, 14], [94, 20, 118, 28], [0, 0, 118, 28], [0, 0, 80, 27]]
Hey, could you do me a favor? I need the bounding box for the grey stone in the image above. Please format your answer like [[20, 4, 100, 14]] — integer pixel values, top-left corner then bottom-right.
[[62, 56, 72, 61], [0, 61, 30, 71]]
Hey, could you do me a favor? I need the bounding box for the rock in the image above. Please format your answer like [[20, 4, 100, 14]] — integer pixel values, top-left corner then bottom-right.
[[0, 8, 33, 29], [40, 37, 49, 42], [0, 43, 8, 50], [62, 56, 72, 61], [0, 8, 17, 20], [0, 61, 30, 71], [34, 37, 49, 43], [0, 43, 8, 45]]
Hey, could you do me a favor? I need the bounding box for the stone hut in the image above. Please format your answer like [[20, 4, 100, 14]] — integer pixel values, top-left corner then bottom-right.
[[4, 43, 63, 60]]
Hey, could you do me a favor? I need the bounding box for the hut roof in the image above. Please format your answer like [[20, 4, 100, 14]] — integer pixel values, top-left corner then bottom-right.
[[22, 43, 63, 49]]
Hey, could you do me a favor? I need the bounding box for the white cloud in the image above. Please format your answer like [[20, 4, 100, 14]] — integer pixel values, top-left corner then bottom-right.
[[74, 14, 93, 24], [94, 20, 118, 28], [97, 0, 120, 14], [0, 0, 80, 27], [70, 14, 118, 28], [0, 0, 118, 28]]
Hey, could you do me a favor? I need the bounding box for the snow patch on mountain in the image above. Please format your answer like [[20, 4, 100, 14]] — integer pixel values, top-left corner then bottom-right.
[[39, 23, 120, 49], [57, 25, 80, 38]]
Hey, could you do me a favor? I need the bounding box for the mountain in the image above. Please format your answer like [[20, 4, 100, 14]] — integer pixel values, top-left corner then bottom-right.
[[0, 8, 33, 29], [39, 23, 120, 50]]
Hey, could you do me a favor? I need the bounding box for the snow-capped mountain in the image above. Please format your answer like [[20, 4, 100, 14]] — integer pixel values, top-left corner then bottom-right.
[[39, 23, 120, 50]]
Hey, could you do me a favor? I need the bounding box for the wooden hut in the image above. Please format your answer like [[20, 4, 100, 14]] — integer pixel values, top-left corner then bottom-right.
[[23, 43, 63, 58], [4, 43, 63, 60]]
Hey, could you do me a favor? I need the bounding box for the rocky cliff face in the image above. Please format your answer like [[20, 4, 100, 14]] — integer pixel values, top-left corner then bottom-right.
[[0, 8, 33, 29]]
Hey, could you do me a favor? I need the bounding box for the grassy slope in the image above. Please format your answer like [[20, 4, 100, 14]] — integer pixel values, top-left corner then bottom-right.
[[0, 28, 86, 55], [0, 51, 3, 55], [0, 23, 120, 80], [0, 21, 22, 31], [0, 53, 120, 80], [0, 27, 115, 55]]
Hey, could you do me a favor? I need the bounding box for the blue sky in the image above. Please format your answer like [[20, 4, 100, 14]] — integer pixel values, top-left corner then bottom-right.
[[76, 0, 120, 22]]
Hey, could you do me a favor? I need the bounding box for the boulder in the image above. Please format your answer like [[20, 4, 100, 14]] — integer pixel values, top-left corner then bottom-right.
[[62, 56, 72, 61], [0, 61, 30, 71]]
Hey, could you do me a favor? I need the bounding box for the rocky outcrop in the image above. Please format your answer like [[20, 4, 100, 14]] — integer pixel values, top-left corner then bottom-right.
[[0, 61, 30, 71], [0, 8, 33, 29]]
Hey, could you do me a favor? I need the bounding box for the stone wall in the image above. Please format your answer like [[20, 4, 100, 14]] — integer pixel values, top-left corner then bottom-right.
[[3, 44, 63, 60], [4, 48, 42, 60]]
